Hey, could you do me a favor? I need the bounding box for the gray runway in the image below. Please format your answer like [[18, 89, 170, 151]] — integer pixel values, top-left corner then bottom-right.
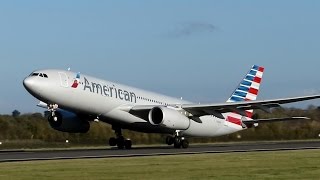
[[1, 140, 320, 162]]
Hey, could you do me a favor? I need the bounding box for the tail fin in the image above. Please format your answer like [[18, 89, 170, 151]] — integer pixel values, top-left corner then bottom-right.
[[226, 65, 264, 126], [227, 65, 264, 104]]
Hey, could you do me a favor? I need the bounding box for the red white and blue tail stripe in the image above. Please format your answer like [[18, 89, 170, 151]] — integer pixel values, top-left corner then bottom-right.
[[226, 65, 264, 126]]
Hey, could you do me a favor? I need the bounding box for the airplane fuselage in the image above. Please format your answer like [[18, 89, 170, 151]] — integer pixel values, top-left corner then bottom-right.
[[24, 69, 242, 137]]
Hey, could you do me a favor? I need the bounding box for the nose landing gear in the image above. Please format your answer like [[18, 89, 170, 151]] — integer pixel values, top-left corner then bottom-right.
[[47, 104, 59, 117], [47, 104, 61, 126]]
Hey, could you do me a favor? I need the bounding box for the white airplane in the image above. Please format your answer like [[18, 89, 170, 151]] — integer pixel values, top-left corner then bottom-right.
[[23, 65, 320, 149]]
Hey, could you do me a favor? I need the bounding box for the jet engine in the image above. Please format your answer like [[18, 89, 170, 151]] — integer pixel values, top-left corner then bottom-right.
[[47, 110, 90, 133], [148, 106, 190, 130]]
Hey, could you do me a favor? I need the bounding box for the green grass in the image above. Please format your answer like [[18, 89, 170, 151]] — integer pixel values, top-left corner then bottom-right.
[[0, 150, 320, 180]]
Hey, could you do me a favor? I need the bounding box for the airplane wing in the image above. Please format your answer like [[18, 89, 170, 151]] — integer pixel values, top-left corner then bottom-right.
[[129, 94, 320, 120], [181, 94, 320, 118]]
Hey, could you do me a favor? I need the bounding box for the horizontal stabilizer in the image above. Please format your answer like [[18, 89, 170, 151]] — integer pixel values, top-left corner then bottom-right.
[[242, 117, 310, 124]]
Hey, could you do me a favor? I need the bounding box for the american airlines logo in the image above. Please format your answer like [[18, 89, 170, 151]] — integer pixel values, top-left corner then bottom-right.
[[82, 77, 137, 103], [71, 73, 80, 88]]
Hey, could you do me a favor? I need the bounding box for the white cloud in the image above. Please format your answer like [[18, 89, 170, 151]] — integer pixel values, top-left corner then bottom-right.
[[166, 22, 216, 38]]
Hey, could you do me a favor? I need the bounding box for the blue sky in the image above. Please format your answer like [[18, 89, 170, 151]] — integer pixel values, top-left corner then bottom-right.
[[0, 1, 320, 114]]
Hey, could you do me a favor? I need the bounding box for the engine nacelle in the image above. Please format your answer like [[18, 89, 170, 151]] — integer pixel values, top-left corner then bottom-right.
[[47, 110, 90, 133], [148, 106, 190, 130]]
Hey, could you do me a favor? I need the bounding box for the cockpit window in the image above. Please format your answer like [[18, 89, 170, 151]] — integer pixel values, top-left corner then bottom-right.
[[30, 73, 39, 76], [29, 72, 48, 78]]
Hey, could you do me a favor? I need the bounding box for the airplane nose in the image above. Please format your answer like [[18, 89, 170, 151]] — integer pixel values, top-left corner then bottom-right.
[[23, 75, 45, 98], [23, 77, 35, 91]]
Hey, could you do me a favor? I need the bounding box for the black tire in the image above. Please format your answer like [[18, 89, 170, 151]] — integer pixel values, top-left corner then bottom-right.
[[173, 137, 181, 148], [124, 139, 132, 149], [181, 140, 189, 149], [166, 136, 174, 145], [109, 137, 117, 146], [117, 137, 125, 149]]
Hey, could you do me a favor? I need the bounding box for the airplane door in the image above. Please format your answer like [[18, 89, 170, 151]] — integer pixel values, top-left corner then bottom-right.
[[59, 72, 69, 87]]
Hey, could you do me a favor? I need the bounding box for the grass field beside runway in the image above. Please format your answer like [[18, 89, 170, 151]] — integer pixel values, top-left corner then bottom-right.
[[0, 150, 319, 180]]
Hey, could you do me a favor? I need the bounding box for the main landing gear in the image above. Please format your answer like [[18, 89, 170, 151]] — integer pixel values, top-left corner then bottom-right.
[[166, 131, 189, 149], [108, 126, 132, 149]]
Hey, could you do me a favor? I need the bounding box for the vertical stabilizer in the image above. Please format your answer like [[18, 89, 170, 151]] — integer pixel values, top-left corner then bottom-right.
[[226, 65, 264, 126]]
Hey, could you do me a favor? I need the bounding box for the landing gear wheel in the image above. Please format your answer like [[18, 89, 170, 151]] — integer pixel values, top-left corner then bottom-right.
[[110, 126, 133, 149], [117, 136, 125, 149], [174, 137, 182, 148], [181, 139, 189, 149], [166, 136, 174, 145], [109, 137, 117, 146], [124, 139, 132, 149], [170, 133, 189, 149]]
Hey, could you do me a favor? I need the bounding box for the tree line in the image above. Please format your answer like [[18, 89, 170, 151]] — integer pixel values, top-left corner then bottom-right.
[[0, 106, 320, 148]]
